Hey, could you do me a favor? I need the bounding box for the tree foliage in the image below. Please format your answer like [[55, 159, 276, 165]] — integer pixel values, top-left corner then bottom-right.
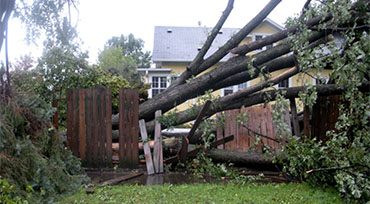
[[272, 0, 370, 202], [104, 33, 151, 68]]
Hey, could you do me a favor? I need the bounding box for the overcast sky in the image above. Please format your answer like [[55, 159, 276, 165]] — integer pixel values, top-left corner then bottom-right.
[[7, 0, 307, 65]]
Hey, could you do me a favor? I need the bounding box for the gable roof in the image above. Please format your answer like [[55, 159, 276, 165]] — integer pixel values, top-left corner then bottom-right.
[[152, 18, 283, 63]]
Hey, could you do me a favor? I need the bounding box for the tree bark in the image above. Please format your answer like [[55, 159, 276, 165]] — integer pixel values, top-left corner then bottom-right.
[[207, 149, 274, 167]]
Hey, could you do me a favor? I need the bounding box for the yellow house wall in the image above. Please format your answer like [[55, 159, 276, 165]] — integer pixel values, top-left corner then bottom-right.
[[252, 23, 279, 34]]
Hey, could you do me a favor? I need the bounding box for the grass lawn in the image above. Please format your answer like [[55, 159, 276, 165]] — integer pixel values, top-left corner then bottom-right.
[[58, 182, 343, 204]]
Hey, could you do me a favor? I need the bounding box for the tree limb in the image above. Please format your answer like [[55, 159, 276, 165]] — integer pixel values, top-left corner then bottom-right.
[[169, 0, 234, 88], [167, 0, 282, 88]]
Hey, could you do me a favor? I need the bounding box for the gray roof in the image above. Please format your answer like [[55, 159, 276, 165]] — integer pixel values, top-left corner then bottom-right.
[[152, 19, 283, 63]]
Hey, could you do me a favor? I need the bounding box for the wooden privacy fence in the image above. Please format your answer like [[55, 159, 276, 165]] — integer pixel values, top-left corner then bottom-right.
[[66, 88, 139, 168], [304, 95, 340, 141], [217, 104, 291, 152]]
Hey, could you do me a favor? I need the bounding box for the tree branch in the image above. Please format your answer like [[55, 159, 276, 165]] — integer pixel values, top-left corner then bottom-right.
[[169, 0, 234, 88], [306, 164, 370, 174], [168, 0, 282, 88]]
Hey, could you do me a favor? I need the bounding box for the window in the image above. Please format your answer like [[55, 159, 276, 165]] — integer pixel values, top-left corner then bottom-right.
[[255, 35, 263, 41], [314, 76, 329, 85], [152, 76, 167, 97], [223, 86, 234, 96], [278, 79, 289, 89], [238, 82, 249, 91], [222, 82, 249, 96]]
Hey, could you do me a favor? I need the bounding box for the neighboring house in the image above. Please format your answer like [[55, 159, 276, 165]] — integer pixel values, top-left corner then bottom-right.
[[138, 18, 330, 112]]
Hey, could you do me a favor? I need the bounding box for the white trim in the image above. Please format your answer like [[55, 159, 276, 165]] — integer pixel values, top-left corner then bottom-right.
[[137, 68, 172, 72], [264, 18, 284, 31], [221, 81, 250, 97]]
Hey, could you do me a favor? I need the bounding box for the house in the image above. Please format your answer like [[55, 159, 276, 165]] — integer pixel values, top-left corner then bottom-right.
[[138, 18, 331, 112]]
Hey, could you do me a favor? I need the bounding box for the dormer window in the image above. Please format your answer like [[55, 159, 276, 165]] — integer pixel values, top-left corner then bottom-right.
[[218, 30, 223, 34], [197, 47, 201, 51], [167, 29, 173, 33]]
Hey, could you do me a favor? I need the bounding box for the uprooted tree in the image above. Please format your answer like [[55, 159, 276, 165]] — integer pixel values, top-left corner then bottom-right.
[[114, 0, 369, 201]]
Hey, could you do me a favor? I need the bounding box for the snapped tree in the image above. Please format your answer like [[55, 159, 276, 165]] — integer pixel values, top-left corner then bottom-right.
[[114, 0, 370, 202]]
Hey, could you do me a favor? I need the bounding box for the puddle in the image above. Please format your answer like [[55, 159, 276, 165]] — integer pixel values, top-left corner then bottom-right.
[[86, 169, 224, 185]]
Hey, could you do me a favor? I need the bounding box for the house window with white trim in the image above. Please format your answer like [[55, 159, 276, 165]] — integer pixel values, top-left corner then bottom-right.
[[254, 34, 274, 50], [223, 86, 234, 96], [152, 76, 167, 97], [278, 79, 289, 88], [221, 81, 250, 96]]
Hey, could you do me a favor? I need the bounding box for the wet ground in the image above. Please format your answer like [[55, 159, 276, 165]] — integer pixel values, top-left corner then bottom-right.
[[85, 167, 287, 186], [86, 168, 224, 185]]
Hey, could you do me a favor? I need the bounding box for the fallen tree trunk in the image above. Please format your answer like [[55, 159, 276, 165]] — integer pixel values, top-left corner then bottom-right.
[[143, 83, 370, 133], [112, 137, 179, 153], [207, 149, 274, 168], [111, 128, 216, 144]]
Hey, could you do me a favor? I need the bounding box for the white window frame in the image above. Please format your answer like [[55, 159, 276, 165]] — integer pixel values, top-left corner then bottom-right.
[[221, 81, 250, 97], [149, 75, 168, 98], [148, 73, 180, 98]]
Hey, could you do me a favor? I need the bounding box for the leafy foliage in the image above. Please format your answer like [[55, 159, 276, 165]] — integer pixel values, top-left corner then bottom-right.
[[0, 93, 88, 202], [104, 33, 151, 68], [270, 0, 370, 202]]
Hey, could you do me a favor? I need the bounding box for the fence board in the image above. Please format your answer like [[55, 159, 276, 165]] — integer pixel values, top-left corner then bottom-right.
[[130, 90, 139, 167], [79, 90, 86, 160], [139, 119, 155, 175], [153, 110, 163, 173], [72, 89, 80, 157], [105, 89, 112, 166], [85, 89, 93, 166], [92, 89, 99, 165], [119, 89, 126, 166], [66, 90, 73, 154], [99, 89, 106, 165]]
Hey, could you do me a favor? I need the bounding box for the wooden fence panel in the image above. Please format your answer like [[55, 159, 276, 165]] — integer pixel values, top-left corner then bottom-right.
[[218, 104, 291, 152], [119, 89, 139, 168], [67, 88, 137, 168], [310, 95, 340, 142]]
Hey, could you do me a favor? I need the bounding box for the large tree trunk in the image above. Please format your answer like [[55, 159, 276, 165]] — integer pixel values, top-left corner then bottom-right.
[[142, 83, 369, 133], [207, 149, 275, 168]]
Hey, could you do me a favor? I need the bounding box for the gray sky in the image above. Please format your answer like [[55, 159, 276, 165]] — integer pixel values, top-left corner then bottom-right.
[[7, 0, 307, 65]]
